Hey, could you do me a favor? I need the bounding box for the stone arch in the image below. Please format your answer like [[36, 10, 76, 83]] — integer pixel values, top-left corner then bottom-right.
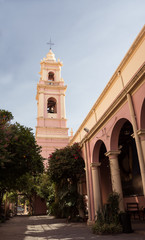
[[140, 98, 145, 129], [92, 139, 104, 163], [115, 120, 143, 196], [92, 140, 112, 205], [110, 118, 130, 150], [99, 141, 112, 204]]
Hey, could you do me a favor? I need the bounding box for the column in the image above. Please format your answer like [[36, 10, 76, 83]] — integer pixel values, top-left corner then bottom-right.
[[78, 180, 84, 218], [137, 129, 145, 166], [84, 142, 92, 224], [90, 162, 102, 215], [105, 151, 124, 212]]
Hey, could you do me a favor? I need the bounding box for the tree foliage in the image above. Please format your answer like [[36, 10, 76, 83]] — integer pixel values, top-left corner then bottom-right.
[[0, 109, 86, 219], [48, 143, 85, 218], [0, 109, 44, 216], [48, 143, 85, 183], [0, 110, 13, 168], [0, 121, 44, 193]]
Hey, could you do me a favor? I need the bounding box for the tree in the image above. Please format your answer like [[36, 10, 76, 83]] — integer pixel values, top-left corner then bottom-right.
[[35, 173, 55, 214], [0, 110, 13, 216], [0, 122, 44, 193], [0, 109, 44, 217], [48, 143, 85, 219], [0, 110, 13, 168]]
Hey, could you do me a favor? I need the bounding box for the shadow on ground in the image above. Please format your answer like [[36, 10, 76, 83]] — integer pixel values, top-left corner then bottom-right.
[[0, 215, 145, 240]]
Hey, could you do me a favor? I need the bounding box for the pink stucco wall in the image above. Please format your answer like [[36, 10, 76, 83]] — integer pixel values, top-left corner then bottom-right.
[[82, 73, 145, 222]]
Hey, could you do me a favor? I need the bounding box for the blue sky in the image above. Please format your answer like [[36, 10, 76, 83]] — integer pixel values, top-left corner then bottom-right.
[[0, 0, 145, 135]]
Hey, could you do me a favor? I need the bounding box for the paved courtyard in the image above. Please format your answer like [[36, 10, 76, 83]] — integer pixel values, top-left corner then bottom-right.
[[0, 215, 145, 240]]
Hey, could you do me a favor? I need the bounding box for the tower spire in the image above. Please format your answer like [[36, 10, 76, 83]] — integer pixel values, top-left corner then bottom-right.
[[47, 38, 54, 50]]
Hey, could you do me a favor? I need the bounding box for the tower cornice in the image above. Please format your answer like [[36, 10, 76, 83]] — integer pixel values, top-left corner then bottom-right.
[[36, 117, 68, 122], [37, 83, 67, 91], [40, 61, 63, 67]]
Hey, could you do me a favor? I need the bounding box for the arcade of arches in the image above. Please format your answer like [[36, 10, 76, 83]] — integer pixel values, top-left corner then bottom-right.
[[92, 118, 144, 210], [82, 95, 145, 224], [70, 26, 145, 224]]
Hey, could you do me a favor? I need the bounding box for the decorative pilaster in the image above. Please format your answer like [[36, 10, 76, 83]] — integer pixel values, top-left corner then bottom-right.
[[38, 92, 44, 117], [105, 151, 124, 211], [90, 162, 102, 215], [60, 94, 66, 118]]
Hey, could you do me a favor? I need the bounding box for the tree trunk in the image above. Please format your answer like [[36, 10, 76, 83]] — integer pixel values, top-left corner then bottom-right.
[[0, 191, 4, 216]]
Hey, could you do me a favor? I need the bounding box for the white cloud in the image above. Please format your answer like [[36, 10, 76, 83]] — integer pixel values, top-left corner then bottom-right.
[[0, 0, 145, 134]]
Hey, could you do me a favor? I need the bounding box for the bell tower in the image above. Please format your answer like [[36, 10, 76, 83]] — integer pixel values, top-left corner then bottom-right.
[[36, 49, 69, 167]]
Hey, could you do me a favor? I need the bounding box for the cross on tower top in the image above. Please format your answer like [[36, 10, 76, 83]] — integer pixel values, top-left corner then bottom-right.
[[47, 38, 54, 50]]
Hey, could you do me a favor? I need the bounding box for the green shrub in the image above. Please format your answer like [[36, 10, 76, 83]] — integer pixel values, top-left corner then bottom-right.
[[0, 215, 5, 223], [49, 202, 62, 218], [92, 192, 123, 235], [92, 222, 122, 234], [107, 192, 120, 224]]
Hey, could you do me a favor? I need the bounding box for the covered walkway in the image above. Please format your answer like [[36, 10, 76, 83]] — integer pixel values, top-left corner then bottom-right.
[[0, 215, 145, 240]]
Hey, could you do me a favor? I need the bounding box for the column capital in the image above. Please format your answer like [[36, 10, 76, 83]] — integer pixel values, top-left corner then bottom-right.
[[105, 150, 121, 158], [137, 129, 145, 135], [137, 129, 145, 140], [90, 162, 101, 168]]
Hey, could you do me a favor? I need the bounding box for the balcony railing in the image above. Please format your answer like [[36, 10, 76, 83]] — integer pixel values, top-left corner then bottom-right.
[[39, 79, 64, 86], [47, 80, 59, 86]]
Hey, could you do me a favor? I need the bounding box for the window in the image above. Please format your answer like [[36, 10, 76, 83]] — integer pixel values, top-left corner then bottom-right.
[[47, 97, 57, 113]]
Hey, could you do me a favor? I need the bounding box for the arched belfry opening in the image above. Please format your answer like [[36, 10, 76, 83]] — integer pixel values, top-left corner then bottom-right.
[[47, 97, 57, 113], [118, 120, 143, 196], [48, 71, 54, 81], [99, 142, 112, 205]]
